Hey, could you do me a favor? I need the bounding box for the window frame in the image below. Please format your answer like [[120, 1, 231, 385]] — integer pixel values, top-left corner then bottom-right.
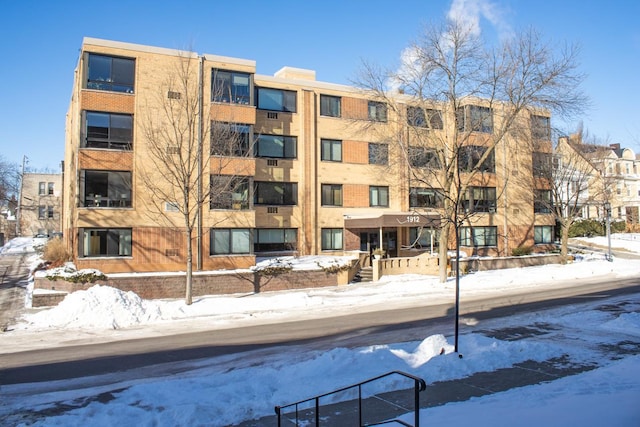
[[409, 146, 440, 168], [210, 228, 252, 255], [254, 228, 297, 253], [212, 69, 252, 105], [460, 226, 498, 247], [321, 184, 343, 206], [81, 170, 132, 208], [463, 186, 497, 213], [407, 106, 443, 129], [86, 53, 135, 93], [211, 122, 252, 157], [80, 228, 132, 257], [255, 134, 297, 159], [254, 182, 298, 205], [256, 87, 297, 112], [320, 95, 341, 117], [457, 105, 493, 133], [368, 143, 389, 165], [534, 189, 553, 214], [321, 228, 344, 250], [368, 101, 387, 122], [210, 176, 252, 210], [531, 115, 551, 141], [534, 225, 554, 244], [459, 145, 495, 173], [321, 139, 342, 162], [370, 186, 389, 207], [409, 187, 443, 208], [84, 111, 133, 150]]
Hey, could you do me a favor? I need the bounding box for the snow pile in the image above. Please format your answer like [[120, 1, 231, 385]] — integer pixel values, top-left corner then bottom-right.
[[27, 285, 163, 329], [253, 255, 355, 271], [390, 334, 452, 367], [0, 236, 47, 254]]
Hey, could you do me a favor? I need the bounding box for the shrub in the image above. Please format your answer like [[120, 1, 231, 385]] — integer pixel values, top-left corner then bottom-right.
[[569, 220, 604, 238], [512, 246, 533, 256], [43, 238, 70, 268]]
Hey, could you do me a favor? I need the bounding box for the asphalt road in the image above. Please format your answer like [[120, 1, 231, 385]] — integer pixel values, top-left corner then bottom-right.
[[1, 274, 639, 386]]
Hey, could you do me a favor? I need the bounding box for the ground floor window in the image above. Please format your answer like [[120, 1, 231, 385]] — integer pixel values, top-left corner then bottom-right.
[[321, 228, 343, 250], [534, 225, 554, 244], [409, 227, 438, 249], [81, 228, 132, 257], [460, 226, 497, 247], [254, 228, 297, 252], [210, 228, 251, 255]]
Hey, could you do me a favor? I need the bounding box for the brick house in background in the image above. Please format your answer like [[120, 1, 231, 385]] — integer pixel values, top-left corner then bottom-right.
[[19, 173, 62, 237], [63, 37, 555, 274]]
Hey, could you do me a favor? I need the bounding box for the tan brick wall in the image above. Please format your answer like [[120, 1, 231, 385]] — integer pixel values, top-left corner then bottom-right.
[[343, 96, 368, 120], [343, 140, 369, 164], [344, 184, 370, 208], [81, 91, 135, 113], [79, 150, 133, 170]]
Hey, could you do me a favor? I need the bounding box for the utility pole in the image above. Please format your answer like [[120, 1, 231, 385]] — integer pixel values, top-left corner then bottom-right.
[[16, 155, 28, 237]]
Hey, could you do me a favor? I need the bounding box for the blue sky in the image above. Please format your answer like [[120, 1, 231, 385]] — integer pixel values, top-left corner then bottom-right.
[[1, 0, 639, 171]]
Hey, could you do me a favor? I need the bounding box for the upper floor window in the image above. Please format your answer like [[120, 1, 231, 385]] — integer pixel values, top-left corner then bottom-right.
[[531, 115, 551, 141], [462, 186, 496, 213], [457, 105, 493, 133], [212, 69, 251, 105], [321, 184, 343, 206], [369, 143, 388, 165], [409, 147, 440, 168], [211, 123, 252, 157], [81, 228, 132, 257], [321, 139, 342, 162], [211, 228, 251, 255], [87, 53, 135, 93], [368, 101, 387, 122], [210, 176, 251, 210], [254, 182, 297, 205], [84, 111, 133, 150], [320, 95, 341, 117], [460, 226, 497, 247], [370, 186, 389, 207], [534, 189, 553, 214], [459, 145, 495, 173], [410, 187, 443, 208], [255, 135, 297, 158], [38, 182, 46, 195], [407, 107, 443, 129], [256, 87, 296, 112], [48, 182, 54, 195], [532, 152, 553, 177], [81, 170, 132, 208]]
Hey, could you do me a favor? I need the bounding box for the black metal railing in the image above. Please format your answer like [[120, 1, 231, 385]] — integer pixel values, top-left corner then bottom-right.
[[275, 370, 426, 426]]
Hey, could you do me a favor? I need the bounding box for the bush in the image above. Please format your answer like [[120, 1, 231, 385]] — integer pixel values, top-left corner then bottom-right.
[[612, 221, 626, 233], [569, 220, 604, 238], [511, 246, 533, 256], [43, 238, 70, 268]]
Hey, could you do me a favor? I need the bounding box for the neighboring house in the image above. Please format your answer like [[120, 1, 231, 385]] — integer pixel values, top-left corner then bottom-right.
[[19, 173, 62, 237], [63, 37, 556, 274]]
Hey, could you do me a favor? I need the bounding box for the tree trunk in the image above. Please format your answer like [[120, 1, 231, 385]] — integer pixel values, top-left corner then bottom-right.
[[438, 222, 451, 283], [560, 221, 570, 264], [185, 228, 193, 305]]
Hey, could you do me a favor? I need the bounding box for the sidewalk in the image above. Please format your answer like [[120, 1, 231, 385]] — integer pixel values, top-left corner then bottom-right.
[[0, 253, 30, 332]]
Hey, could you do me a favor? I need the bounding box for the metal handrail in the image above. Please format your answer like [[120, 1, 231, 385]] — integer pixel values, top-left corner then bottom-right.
[[275, 370, 426, 427]]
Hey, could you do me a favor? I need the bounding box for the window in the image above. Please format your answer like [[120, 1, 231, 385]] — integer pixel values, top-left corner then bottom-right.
[[256, 87, 296, 112], [38, 206, 46, 219], [81, 228, 132, 257], [459, 145, 495, 173], [212, 69, 251, 104], [534, 225, 554, 244], [534, 190, 553, 214], [409, 147, 440, 168], [81, 170, 132, 208], [211, 123, 252, 156], [210, 176, 251, 210], [368, 143, 388, 165], [531, 115, 551, 141], [39, 182, 46, 195], [457, 105, 493, 133], [409, 227, 438, 249], [210, 228, 251, 255], [321, 184, 343, 206], [532, 152, 552, 177], [407, 107, 443, 129], [87, 53, 135, 93], [48, 182, 54, 195], [368, 101, 387, 122], [463, 187, 496, 213], [47, 206, 54, 219], [410, 188, 443, 208], [320, 95, 341, 117], [460, 226, 497, 247], [84, 111, 133, 150], [254, 228, 297, 252], [254, 182, 297, 205], [321, 228, 343, 250], [321, 139, 342, 162], [255, 135, 297, 158], [370, 186, 389, 207]]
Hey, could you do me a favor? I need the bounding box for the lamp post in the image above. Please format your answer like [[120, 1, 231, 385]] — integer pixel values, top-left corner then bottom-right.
[[604, 201, 612, 262]]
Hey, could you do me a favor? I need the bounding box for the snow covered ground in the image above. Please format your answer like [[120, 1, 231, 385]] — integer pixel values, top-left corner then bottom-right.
[[1, 235, 640, 426]]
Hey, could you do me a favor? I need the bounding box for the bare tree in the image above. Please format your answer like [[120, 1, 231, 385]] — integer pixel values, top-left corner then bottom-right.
[[355, 21, 587, 282], [139, 52, 253, 305], [0, 155, 20, 206]]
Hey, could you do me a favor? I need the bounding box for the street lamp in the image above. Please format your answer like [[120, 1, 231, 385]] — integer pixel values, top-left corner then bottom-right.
[[604, 201, 612, 262]]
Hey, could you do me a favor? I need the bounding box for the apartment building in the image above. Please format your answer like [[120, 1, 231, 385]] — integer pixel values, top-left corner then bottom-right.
[[64, 37, 553, 274], [19, 173, 62, 237]]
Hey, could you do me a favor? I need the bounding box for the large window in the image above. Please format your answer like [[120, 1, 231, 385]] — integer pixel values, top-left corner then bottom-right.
[[256, 87, 296, 112], [210, 176, 251, 210], [531, 115, 551, 141], [460, 226, 497, 247], [368, 143, 388, 165], [81, 228, 132, 257], [463, 186, 496, 213], [321, 228, 343, 250], [368, 101, 387, 122], [254, 228, 297, 252], [457, 105, 493, 133], [407, 107, 443, 129], [409, 227, 438, 249], [82, 170, 132, 208], [370, 186, 389, 207], [87, 53, 135, 93], [321, 184, 343, 206], [409, 147, 440, 168], [534, 189, 553, 214], [211, 123, 252, 156], [254, 182, 297, 205], [84, 111, 133, 150], [532, 152, 553, 177], [321, 139, 342, 162], [212, 69, 251, 104], [210, 228, 251, 255], [534, 225, 554, 244], [410, 188, 443, 208], [255, 135, 297, 158], [459, 145, 495, 173], [320, 95, 341, 117]]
